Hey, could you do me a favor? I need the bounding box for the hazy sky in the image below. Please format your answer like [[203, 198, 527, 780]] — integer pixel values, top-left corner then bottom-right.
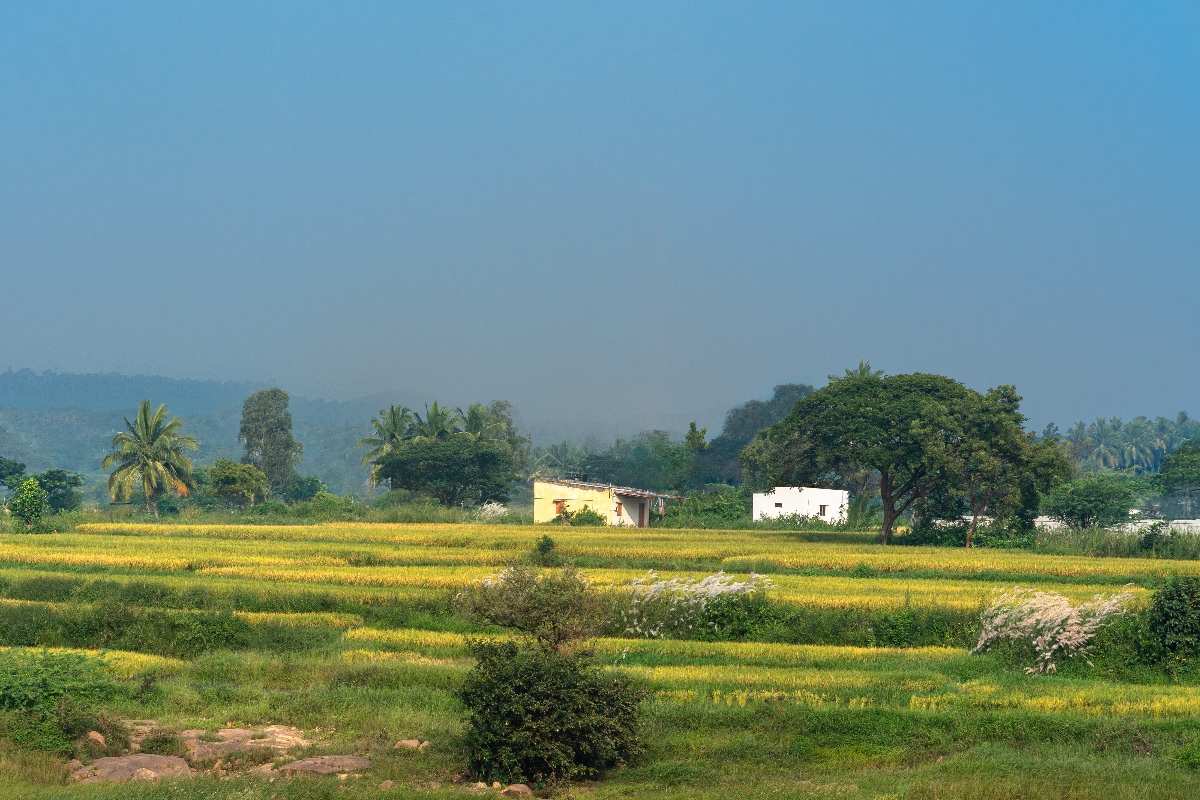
[[3, 2, 1198, 438]]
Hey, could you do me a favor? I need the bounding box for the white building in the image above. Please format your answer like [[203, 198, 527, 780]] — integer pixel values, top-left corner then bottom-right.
[[753, 487, 849, 524]]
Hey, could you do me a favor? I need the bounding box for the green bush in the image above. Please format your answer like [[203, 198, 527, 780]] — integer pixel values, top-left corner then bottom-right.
[[10, 477, 49, 530], [0, 650, 124, 752], [0, 650, 120, 714], [530, 535, 563, 566], [1145, 576, 1200, 670], [458, 640, 646, 784], [456, 565, 603, 651], [658, 486, 750, 528], [551, 507, 607, 526]]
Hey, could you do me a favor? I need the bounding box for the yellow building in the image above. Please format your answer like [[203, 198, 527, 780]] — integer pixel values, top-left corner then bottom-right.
[[533, 478, 669, 527]]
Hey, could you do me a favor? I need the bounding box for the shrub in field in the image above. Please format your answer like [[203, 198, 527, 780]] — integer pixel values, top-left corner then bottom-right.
[[530, 534, 563, 566], [10, 478, 49, 530], [621, 571, 775, 640], [972, 587, 1134, 673], [459, 640, 645, 785], [0, 650, 123, 752], [457, 566, 645, 785], [550, 507, 607, 526], [456, 565, 604, 652], [1145, 576, 1200, 670]]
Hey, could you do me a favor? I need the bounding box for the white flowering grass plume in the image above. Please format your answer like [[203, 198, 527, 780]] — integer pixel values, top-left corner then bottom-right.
[[972, 587, 1134, 674], [474, 501, 508, 521], [622, 570, 773, 639]]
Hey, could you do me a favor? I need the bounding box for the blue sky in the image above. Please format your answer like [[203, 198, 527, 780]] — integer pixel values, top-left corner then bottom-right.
[[2, 2, 1197, 438]]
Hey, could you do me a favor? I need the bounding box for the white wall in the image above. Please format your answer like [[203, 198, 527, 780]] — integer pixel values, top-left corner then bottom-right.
[[753, 487, 848, 524]]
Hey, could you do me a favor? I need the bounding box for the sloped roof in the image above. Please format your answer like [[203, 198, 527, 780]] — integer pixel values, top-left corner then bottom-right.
[[534, 477, 674, 499]]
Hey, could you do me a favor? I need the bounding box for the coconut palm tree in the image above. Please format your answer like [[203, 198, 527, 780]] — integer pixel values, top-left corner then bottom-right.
[[457, 403, 503, 441], [411, 401, 462, 441], [358, 405, 415, 485], [101, 401, 198, 515]]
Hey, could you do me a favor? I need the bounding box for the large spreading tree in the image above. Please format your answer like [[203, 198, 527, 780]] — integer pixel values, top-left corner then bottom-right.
[[102, 400, 198, 515], [748, 371, 990, 543]]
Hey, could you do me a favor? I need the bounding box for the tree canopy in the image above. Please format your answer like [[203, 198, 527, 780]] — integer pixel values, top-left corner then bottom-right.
[[748, 371, 1006, 543], [375, 436, 514, 506], [239, 388, 303, 494], [208, 458, 270, 507]]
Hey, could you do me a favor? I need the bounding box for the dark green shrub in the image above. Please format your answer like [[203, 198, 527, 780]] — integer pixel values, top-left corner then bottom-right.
[[0, 650, 123, 752], [531, 535, 563, 566], [1146, 576, 1200, 670], [0, 650, 119, 714], [459, 640, 645, 784]]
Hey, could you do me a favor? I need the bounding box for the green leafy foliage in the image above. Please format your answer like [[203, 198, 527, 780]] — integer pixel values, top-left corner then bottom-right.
[[207, 458, 269, 507], [0, 650, 123, 752], [1145, 576, 1200, 671], [10, 477, 49, 529], [456, 565, 603, 651], [552, 506, 607, 526], [1042, 473, 1139, 529], [658, 485, 750, 528], [459, 640, 646, 785], [531, 535, 563, 566], [749, 370, 984, 542], [377, 437, 514, 506], [32, 469, 84, 512], [239, 388, 303, 494], [0, 456, 26, 492]]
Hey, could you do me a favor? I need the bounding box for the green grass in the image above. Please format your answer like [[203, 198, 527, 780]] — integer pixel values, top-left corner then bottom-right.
[[0, 522, 1196, 798]]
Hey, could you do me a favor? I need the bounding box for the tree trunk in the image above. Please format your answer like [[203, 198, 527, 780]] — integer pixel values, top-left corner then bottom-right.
[[880, 505, 897, 544], [878, 471, 895, 545], [966, 515, 978, 548]]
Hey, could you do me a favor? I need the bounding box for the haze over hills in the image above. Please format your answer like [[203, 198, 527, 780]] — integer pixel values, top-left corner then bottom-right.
[[0, 369, 436, 496], [0, 369, 708, 498]]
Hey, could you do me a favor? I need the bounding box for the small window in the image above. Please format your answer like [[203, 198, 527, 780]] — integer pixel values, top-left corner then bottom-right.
[[553, 500, 566, 515], [774, 502, 783, 508], [818, 504, 827, 516], [615, 501, 623, 518]]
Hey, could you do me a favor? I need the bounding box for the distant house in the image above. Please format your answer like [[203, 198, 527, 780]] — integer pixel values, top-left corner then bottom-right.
[[533, 478, 671, 527], [753, 487, 848, 524]]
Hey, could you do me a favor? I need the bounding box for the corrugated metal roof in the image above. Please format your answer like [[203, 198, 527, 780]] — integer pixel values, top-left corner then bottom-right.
[[534, 477, 675, 499]]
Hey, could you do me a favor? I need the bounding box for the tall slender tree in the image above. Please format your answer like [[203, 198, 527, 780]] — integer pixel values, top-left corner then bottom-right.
[[239, 388, 302, 494], [102, 400, 198, 515]]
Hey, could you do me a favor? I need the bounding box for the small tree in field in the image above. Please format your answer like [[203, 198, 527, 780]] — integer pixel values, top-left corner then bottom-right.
[[10, 478, 49, 530], [455, 565, 645, 785], [208, 459, 270, 507]]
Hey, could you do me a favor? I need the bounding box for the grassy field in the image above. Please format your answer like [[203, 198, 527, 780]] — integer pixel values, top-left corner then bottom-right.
[[1, 522, 1199, 799]]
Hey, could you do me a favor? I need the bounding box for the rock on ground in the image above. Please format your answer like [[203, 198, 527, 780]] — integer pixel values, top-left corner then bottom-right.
[[276, 755, 372, 775], [500, 785, 534, 797], [71, 754, 192, 783], [178, 725, 310, 764]]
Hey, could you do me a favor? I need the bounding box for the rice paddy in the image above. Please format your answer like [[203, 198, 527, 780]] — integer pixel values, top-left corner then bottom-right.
[[1, 522, 1198, 799]]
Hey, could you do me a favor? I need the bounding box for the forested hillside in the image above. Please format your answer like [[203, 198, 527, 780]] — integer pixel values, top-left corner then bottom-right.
[[0, 370, 410, 496]]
